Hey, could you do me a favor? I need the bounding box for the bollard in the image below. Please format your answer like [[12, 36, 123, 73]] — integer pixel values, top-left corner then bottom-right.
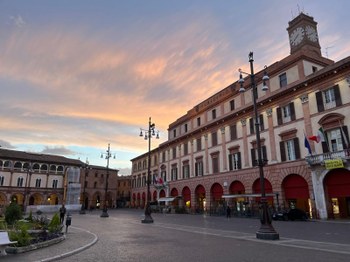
[[65, 214, 72, 233]]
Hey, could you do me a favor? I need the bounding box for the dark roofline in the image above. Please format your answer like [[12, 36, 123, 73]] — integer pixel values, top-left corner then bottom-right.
[[0, 148, 84, 166]]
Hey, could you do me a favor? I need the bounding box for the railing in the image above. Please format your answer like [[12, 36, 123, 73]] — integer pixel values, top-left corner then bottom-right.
[[305, 149, 350, 166]]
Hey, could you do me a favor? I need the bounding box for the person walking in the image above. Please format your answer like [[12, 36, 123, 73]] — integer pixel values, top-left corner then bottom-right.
[[59, 204, 66, 224], [226, 205, 231, 219]]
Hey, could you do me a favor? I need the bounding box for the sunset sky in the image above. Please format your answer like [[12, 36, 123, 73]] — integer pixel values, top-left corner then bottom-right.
[[0, 0, 349, 175]]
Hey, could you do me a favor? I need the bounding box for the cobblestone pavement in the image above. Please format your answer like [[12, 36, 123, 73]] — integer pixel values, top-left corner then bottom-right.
[[2, 209, 350, 262]]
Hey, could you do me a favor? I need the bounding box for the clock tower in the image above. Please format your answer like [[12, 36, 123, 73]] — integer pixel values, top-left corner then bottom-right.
[[287, 13, 321, 56]]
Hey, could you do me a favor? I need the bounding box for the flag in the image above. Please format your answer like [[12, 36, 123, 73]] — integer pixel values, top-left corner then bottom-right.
[[309, 127, 326, 143], [304, 135, 312, 155], [339, 121, 349, 149]]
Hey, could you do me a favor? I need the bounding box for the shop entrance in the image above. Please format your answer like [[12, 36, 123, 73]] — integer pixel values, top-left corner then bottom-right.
[[324, 168, 350, 218]]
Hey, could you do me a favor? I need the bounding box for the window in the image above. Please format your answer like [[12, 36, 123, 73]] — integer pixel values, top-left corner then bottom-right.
[[172, 147, 177, 159], [173, 129, 177, 138], [182, 162, 190, 179], [280, 138, 300, 162], [52, 179, 58, 188], [328, 129, 344, 152], [0, 176, 4, 186], [251, 146, 268, 166], [84, 181, 88, 188], [184, 123, 188, 133], [277, 102, 295, 125], [230, 100, 235, 111], [17, 177, 24, 187], [196, 138, 202, 151], [316, 85, 342, 112], [171, 166, 178, 181], [211, 153, 220, 173], [197, 117, 201, 127], [212, 109, 216, 120], [195, 159, 203, 176], [162, 151, 166, 162], [183, 143, 188, 155], [285, 140, 296, 160], [94, 181, 97, 188], [161, 169, 167, 182], [212, 132, 218, 147], [35, 178, 41, 188], [279, 72, 287, 88], [228, 152, 241, 170], [312, 66, 318, 73], [230, 125, 237, 141], [249, 115, 264, 134]]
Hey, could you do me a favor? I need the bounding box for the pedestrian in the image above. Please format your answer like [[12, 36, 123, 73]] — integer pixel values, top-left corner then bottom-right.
[[59, 204, 66, 224], [226, 206, 231, 219]]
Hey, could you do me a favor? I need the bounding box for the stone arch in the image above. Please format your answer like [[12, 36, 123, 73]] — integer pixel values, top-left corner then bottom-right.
[[170, 187, 178, 197], [195, 184, 206, 213], [13, 161, 22, 171], [30, 193, 44, 205], [41, 164, 48, 173], [210, 183, 224, 214], [182, 186, 191, 208], [47, 193, 59, 205], [229, 180, 245, 194], [152, 190, 157, 201], [32, 163, 40, 172], [50, 165, 57, 173], [252, 178, 274, 204], [0, 192, 7, 206], [282, 174, 310, 211], [323, 168, 350, 219], [92, 192, 102, 209]]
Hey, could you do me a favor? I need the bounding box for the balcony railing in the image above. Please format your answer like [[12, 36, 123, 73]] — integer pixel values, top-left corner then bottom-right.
[[305, 149, 350, 166]]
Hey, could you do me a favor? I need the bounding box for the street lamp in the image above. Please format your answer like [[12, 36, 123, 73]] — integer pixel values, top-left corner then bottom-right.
[[238, 52, 279, 240], [80, 161, 91, 215], [139, 117, 159, 223], [23, 163, 33, 214], [100, 143, 116, 218]]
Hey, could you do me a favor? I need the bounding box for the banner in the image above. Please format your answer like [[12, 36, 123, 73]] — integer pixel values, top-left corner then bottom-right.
[[324, 159, 344, 170]]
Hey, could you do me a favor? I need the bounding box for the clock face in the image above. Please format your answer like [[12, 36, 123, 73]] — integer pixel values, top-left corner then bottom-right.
[[305, 25, 318, 42], [290, 27, 305, 46]]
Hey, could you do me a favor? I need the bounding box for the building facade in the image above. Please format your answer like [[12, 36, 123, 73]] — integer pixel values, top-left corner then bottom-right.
[[0, 148, 131, 214], [130, 13, 350, 220], [80, 165, 119, 210], [0, 148, 83, 214]]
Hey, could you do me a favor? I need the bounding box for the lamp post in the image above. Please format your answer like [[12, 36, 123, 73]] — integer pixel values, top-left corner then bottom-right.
[[23, 163, 33, 213], [100, 143, 116, 218], [238, 52, 279, 240], [139, 117, 159, 223], [80, 162, 90, 215]]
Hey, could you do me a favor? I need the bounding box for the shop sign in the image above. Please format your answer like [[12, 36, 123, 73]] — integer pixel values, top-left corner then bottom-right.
[[324, 159, 344, 170]]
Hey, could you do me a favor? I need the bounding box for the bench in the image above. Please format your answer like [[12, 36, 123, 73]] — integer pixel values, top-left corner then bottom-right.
[[0, 231, 17, 256]]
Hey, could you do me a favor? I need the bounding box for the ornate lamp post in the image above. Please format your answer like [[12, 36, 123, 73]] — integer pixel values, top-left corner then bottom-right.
[[23, 163, 33, 213], [139, 117, 159, 223], [238, 52, 279, 240], [100, 143, 116, 218]]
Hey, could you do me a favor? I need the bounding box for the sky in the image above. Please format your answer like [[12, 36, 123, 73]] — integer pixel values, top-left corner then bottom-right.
[[0, 0, 349, 175]]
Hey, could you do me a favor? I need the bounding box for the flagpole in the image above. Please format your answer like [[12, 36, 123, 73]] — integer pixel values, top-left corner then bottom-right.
[[320, 125, 330, 152], [339, 120, 349, 149]]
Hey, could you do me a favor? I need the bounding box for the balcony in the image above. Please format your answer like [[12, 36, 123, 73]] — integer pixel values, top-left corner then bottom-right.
[[305, 149, 350, 166]]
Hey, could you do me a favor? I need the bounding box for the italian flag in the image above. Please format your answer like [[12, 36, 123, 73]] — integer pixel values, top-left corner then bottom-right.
[[309, 127, 326, 143]]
